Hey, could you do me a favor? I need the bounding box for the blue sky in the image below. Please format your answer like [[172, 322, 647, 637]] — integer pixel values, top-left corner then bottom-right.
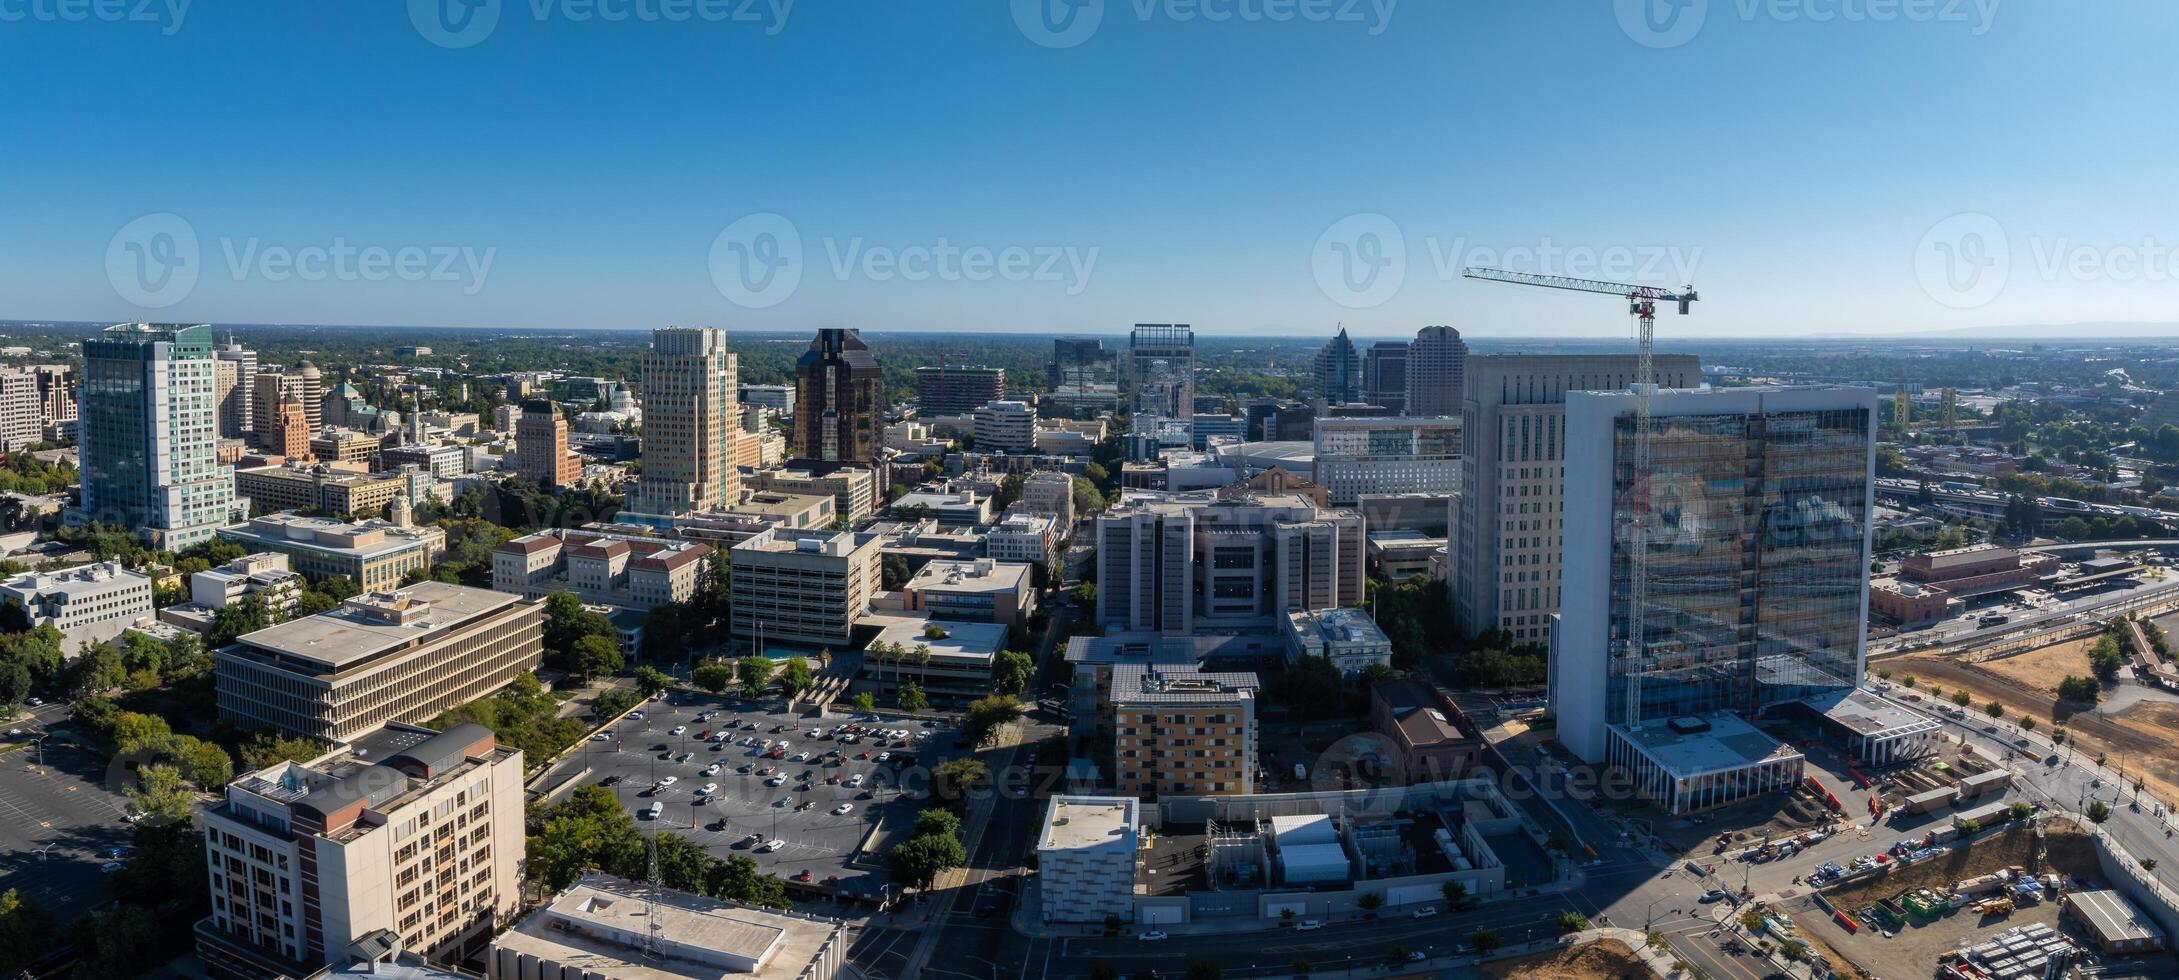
[[3, 0, 2174, 337]]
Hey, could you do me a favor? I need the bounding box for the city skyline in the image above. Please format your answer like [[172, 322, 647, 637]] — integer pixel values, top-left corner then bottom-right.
[[6, 5, 2175, 337]]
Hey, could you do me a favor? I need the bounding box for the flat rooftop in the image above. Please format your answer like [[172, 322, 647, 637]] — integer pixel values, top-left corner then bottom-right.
[[495, 873, 842, 980], [1805, 688, 1942, 739], [1612, 712, 1803, 778], [906, 559, 1030, 594], [861, 614, 1007, 665], [2067, 889, 2166, 944], [1041, 797, 1138, 851], [235, 582, 521, 672]]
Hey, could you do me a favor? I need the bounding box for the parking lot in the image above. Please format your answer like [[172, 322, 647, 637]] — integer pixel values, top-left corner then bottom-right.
[[546, 692, 962, 900], [0, 706, 136, 923]]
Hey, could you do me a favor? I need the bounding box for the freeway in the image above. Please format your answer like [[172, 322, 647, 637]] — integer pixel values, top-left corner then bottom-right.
[[1872, 573, 2179, 656]]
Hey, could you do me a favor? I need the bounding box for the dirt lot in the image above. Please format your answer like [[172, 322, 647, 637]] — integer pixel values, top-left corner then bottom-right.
[[1791, 886, 2066, 980], [1895, 649, 2179, 807], [1978, 635, 2097, 696], [1822, 820, 2098, 910], [1482, 939, 1650, 980]]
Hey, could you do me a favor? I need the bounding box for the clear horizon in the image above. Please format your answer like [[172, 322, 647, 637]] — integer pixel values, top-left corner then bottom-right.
[[5, 3, 2175, 338]]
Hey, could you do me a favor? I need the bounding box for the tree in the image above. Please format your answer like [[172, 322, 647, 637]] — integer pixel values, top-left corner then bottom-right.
[[1900, 675, 1917, 689], [850, 691, 875, 714], [2021, 716, 2038, 732], [2145, 858, 2159, 873], [2088, 800, 2112, 823], [67, 644, 125, 699], [1738, 909, 1765, 934], [1470, 931, 1500, 955], [912, 808, 962, 841], [1985, 700, 2005, 719], [1441, 879, 1467, 908], [1933, 525, 1968, 550], [168, 735, 235, 788], [239, 732, 324, 770], [207, 595, 272, 647], [1357, 894, 1384, 913], [572, 634, 624, 680], [2052, 728, 2068, 745], [888, 832, 965, 890], [932, 758, 989, 806], [963, 695, 1024, 747], [778, 656, 815, 697], [1958, 818, 1982, 835], [0, 889, 56, 976], [1952, 690, 1973, 706], [993, 650, 1035, 695], [110, 710, 173, 757], [1779, 940, 1808, 963], [1647, 930, 1668, 951], [2010, 802, 2032, 822], [882, 553, 912, 591], [1556, 911, 1588, 934], [734, 656, 775, 699], [126, 763, 196, 824], [544, 590, 618, 672], [594, 687, 640, 721], [2058, 675, 2099, 702], [897, 682, 928, 712], [66, 903, 157, 980], [634, 665, 673, 697], [693, 660, 734, 694], [2090, 633, 2126, 680]]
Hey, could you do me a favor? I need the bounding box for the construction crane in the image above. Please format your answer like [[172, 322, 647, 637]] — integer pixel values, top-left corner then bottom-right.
[[1461, 267, 1698, 734]]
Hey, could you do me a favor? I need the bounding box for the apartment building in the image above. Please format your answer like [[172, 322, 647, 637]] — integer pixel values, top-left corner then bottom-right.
[[0, 561, 154, 651], [1037, 797, 1140, 924], [1110, 664, 1259, 798], [213, 340, 257, 439], [986, 512, 1059, 568], [729, 527, 884, 650], [971, 399, 1037, 453], [1094, 492, 1363, 634], [492, 528, 713, 610], [76, 323, 247, 549], [489, 873, 845, 980], [1015, 469, 1077, 528], [0, 366, 43, 451], [902, 558, 1038, 629], [214, 583, 544, 742], [916, 365, 1007, 417], [1310, 416, 1462, 505], [219, 514, 441, 593], [195, 722, 525, 978], [1451, 353, 1702, 645]]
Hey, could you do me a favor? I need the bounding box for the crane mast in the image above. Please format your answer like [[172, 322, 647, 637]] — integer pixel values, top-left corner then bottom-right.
[[1461, 267, 1698, 733]]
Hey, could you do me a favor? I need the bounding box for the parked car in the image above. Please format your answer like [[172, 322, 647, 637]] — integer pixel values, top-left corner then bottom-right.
[[1295, 920, 1323, 931], [644, 803, 663, 819], [760, 839, 785, 852], [1411, 906, 1438, 919], [1137, 931, 1169, 942], [833, 803, 854, 815]]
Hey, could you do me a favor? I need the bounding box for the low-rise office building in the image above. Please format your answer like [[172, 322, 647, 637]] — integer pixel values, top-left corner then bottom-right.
[[747, 462, 879, 525], [492, 528, 713, 611], [1281, 607, 1393, 679], [380, 443, 468, 481], [310, 428, 381, 467], [858, 614, 1007, 701], [1899, 544, 2059, 598], [219, 514, 440, 593], [195, 722, 526, 978], [902, 558, 1037, 630], [729, 527, 883, 651], [235, 463, 425, 520], [488, 873, 845, 980], [891, 489, 993, 528], [1037, 797, 1140, 925], [1368, 679, 1484, 781], [0, 561, 154, 652], [215, 584, 544, 742], [986, 512, 1059, 568], [192, 552, 304, 616]]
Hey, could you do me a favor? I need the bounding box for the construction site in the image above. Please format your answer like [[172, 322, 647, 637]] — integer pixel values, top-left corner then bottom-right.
[[1774, 817, 2152, 980]]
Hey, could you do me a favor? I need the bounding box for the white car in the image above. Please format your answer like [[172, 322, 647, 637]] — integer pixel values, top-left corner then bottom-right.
[[657, 776, 678, 787], [876, 752, 891, 763], [628, 710, 645, 720], [1411, 906, 1438, 919], [1137, 931, 1169, 942], [700, 782, 718, 795], [702, 764, 722, 777], [1295, 919, 1323, 931], [833, 803, 855, 815], [644, 803, 663, 819], [590, 732, 610, 741], [774, 796, 793, 807], [793, 751, 812, 762], [760, 839, 785, 852], [766, 775, 787, 786], [847, 773, 865, 787], [671, 726, 687, 736]]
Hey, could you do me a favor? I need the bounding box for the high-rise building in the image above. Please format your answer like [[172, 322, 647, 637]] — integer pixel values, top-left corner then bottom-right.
[[972, 399, 1037, 453], [513, 400, 583, 488], [213, 338, 256, 439], [915, 365, 1006, 417], [253, 360, 323, 450], [1128, 324, 1195, 421], [1404, 325, 1469, 417], [1363, 340, 1408, 413], [729, 527, 883, 650], [1552, 386, 1909, 811], [76, 323, 246, 549], [632, 326, 740, 516], [1093, 492, 1362, 634], [1050, 338, 1118, 389], [1451, 353, 1702, 645], [0, 368, 41, 451], [1313, 327, 1362, 406], [194, 722, 526, 977], [267, 393, 312, 458], [792, 328, 884, 470]]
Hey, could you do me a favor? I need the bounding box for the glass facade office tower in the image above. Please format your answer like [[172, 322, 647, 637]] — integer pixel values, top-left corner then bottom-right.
[[77, 323, 246, 550], [1553, 385, 1877, 765], [1313, 327, 1362, 406], [1128, 324, 1195, 421]]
